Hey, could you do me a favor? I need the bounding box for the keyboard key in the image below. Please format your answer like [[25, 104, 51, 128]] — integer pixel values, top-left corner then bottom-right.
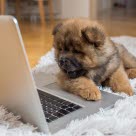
[[46, 118, 51, 123], [66, 108, 76, 112], [61, 105, 68, 109], [45, 113, 50, 118], [73, 105, 81, 110], [49, 115, 58, 121], [53, 112, 64, 118], [58, 109, 69, 115], [69, 103, 76, 107], [62, 101, 71, 106]]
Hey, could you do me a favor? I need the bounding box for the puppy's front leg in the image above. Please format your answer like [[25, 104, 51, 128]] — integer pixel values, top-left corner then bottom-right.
[[109, 64, 133, 96], [57, 71, 101, 101]]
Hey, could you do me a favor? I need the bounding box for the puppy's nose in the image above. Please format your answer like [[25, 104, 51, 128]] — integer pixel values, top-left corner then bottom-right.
[[60, 57, 70, 65]]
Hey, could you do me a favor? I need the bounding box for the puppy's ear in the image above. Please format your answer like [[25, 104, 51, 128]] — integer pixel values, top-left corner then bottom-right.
[[52, 23, 63, 35], [81, 27, 105, 47]]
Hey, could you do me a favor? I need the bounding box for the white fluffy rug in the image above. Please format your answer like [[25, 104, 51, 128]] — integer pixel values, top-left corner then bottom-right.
[[1, 36, 136, 136]]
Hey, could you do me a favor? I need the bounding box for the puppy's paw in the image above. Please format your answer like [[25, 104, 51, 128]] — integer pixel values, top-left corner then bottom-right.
[[126, 68, 136, 79], [121, 88, 133, 96], [127, 90, 133, 96], [80, 88, 101, 101], [113, 86, 133, 96]]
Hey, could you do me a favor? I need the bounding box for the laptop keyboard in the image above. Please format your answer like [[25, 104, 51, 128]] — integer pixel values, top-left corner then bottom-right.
[[37, 89, 82, 123]]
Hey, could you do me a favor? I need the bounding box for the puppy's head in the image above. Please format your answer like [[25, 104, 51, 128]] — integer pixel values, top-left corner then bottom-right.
[[52, 19, 108, 79]]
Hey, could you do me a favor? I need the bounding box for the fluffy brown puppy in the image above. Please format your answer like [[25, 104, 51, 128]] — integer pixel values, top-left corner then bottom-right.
[[52, 19, 136, 100]]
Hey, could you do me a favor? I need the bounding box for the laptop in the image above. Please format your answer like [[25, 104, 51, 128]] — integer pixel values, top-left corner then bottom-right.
[[0, 16, 121, 134]]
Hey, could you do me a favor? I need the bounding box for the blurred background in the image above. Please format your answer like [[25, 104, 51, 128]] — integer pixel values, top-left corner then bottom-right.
[[0, 0, 136, 67]]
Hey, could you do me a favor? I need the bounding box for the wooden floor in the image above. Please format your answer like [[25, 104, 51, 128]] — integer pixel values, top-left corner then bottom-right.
[[19, 21, 54, 68], [19, 9, 136, 68]]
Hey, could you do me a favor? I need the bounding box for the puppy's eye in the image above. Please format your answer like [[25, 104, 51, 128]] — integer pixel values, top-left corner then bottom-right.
[[58, 47, 62, 51], [92, 42, 101, 48], [64, 46, 69, 52], [64, 48, 69, 51], [72, 50, 83, 54]]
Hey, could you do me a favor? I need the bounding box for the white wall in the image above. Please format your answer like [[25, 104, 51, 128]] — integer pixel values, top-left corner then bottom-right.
[[97, 0, 113, 12], [60, 0, 90, 19], [53, 0, 113, 19], [53, 0, 62, 18]]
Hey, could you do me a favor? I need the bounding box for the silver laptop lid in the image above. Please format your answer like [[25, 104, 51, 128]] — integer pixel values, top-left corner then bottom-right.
[[0, 16, 49, 134]]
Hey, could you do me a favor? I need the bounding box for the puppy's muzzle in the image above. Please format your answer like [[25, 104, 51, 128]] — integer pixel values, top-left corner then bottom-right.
[[59, 57, 87, 78]]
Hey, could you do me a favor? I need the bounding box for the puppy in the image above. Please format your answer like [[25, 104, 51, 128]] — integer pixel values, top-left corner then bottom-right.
[[52, 19, 136, 100]]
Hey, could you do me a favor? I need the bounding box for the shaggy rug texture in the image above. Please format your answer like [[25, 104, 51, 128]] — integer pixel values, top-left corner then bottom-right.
[[1, 36, 136, 136]]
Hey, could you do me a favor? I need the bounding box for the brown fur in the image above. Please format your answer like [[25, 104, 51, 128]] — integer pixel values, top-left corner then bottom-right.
[[52, 19, 136, 100]]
